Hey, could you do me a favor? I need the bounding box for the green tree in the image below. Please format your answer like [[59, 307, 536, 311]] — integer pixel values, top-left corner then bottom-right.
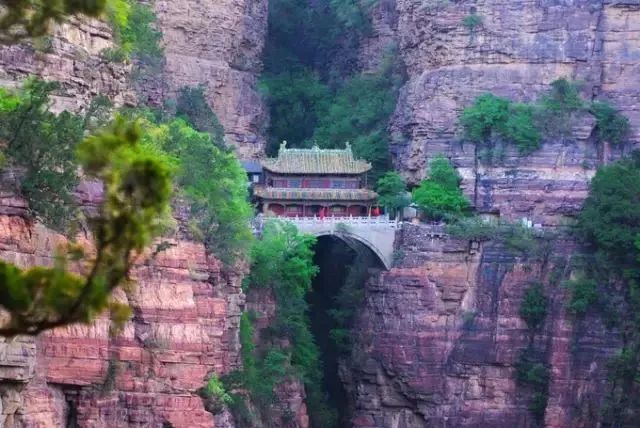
[[376, 171, 408, 219], [309, 53, 404, 181], [0, 116, 173, 336], [519, 283, 548, 331], [461, 93, 541, 154], [176, 85, 225, 144], [590, 101, 630, 146], [412, 156, 470, 221], [138, 117, 253, 265], [260, 70, 331, 155], [232, 221, 336, 426], [576, 152, 640, 425], [0, 79, 84, 231]]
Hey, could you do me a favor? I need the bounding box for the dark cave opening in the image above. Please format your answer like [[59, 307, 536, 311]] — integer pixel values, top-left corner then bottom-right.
[[308, 235, 383, 427]]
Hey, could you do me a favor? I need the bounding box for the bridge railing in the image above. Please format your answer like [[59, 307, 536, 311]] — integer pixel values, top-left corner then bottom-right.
[[251, 214, 399, 235]]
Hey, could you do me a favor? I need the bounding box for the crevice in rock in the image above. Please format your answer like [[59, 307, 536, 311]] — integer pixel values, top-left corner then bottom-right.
[[307, 235, 383, 426]]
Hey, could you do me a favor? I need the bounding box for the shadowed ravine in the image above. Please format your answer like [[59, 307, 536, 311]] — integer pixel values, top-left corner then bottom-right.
[[308, 236, 383, 426]]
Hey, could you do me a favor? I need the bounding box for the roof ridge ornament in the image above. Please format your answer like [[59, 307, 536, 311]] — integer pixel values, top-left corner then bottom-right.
[[279, 140, 287, 154]]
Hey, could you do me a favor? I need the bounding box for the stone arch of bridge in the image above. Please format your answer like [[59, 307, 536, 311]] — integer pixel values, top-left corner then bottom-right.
[[309, 230, 391, 270]]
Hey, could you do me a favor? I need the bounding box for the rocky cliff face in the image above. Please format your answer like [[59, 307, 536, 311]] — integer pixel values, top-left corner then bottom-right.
[[343, 224, 620, 428], [0, 17, 134, 112], [0, 178, 245, 427], [340, 2, 640, 425], [370, 0, 640, 224], [153, 0, 268, 159]]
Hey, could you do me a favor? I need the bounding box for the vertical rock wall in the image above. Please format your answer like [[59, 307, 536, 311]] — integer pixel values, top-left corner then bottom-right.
[[364, 0, 640, 224], [153, 0, 269, 159], [344, 224, 621, 427], [0, 181, 245, 427], [0, 17, 134, 112]]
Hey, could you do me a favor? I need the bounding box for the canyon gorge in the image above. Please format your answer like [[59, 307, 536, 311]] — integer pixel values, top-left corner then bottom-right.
[[0, 0, 639, 427]]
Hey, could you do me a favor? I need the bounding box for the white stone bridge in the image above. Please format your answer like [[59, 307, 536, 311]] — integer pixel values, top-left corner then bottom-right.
[[253, 216, 399, 270]]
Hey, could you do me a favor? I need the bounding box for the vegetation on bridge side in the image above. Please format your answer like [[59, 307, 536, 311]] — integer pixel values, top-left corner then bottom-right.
[[222, 221, 336, 426]]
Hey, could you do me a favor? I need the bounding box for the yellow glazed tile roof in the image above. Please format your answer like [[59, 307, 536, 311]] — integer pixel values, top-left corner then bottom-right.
[[261, 142, 371, 175]]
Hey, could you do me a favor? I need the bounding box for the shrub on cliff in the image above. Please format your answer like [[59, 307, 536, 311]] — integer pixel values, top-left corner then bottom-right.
[[575, 152, 640, 425], [235, 221, 337, 426], [412, 155, 470, 221], [0, 116, 174, 336], [175, 86, 225, 144], [135, 116, 253, 265], [519, 283, 548, 331], [461, 79, 630, 157], [0, 80, 84, 230], [376, 171, 409, 219], [461, 93, 541, 154]]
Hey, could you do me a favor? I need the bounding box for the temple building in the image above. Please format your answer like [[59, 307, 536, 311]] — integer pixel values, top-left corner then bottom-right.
[[254, 142, 378, 217]]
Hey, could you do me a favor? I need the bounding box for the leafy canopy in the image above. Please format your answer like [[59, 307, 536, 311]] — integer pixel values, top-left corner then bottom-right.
[[0, 79, 84, 230], [461, 79, 630, 156], [376, 171, 408, 217], [227, 221, 336, 425], [136, 114, 253, 265], [412, 156, 470, 221], [575, 152, 640, 424], [0, 116, 173, 336], [175, 85, 225, 144]]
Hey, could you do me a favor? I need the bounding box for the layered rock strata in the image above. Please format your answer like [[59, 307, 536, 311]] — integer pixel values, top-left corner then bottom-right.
[[153, 0, 269, 158], [369, 0, 640, 224], [0, 17, 134, 112], [344, 223, 621, 428], [0, 179, 244, 427]]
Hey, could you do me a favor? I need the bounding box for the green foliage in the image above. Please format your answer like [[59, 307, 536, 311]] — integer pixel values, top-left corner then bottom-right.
[[135, 115, 252, 265], [462, 13, 483, 31], [461, 80, 631, 158], [199, 373, 233, 414], [446, 217, 499, 241], [565, 276, 598, 315], [590, 101, 630, 146], [578, 152, 640, 268], [229, 222, 336, 426], [0, 0, 120, 41], [519, 283, 548, 331], [310, 54, 404, 182], [461, 93, 510, 142], [330, 0, 377, 32], [175, 86, 225, 144], [515, 352, 550, 423], [0, 116, 173, 336], [261, 0, 402, 181], [104, 0, 163, 69], [412, 155, 470, 221], [538, 79, 585, 137], [260, 71, 331, 154], [327, 248, 370, 352], [376, 172, 408, 218], [0, 79, 84, 231], [461, 93, 541, 154], [575, 152, 640, 424]]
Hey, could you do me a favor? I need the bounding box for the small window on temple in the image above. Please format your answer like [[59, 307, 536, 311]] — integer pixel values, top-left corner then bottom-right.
[[307, 179, 324, 188], [252, 175, 260, 183], [332, 180, 346, 189], [286, 205, 302, 213], [289, 179, 301, 188], [332, 206, 346, 213]]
